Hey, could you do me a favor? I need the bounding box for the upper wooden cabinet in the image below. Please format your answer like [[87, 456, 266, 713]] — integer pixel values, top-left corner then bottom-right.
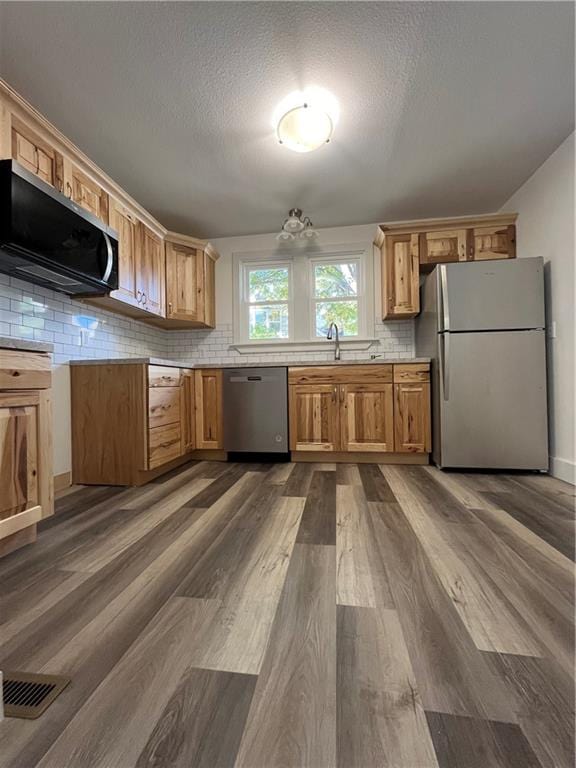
[[9, 117, 64, 191], [419, 229, 468, 266], [138, 225, 165, 317], [153, 234, 219, 329], [108, 199, 139, 308], [471, 224, 516, 261], [377, 231, 420, 319], [63, 161, 109, 224]]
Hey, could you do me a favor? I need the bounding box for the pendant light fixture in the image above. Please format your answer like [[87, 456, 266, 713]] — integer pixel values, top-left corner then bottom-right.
[[276, 209, 319, 242]]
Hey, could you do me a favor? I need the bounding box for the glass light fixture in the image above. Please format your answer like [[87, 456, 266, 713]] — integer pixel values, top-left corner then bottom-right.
[[276, 208, 318, 241], [273, 88, 338, 153]]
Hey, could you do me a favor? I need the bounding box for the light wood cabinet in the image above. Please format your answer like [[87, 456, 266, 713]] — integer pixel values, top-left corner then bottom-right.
[[138, 225, 165, 317], [471, 224, 516, 261], [289, 363, 430, 460], [108, 199, 139, 308], [70, 362, 225, 484], [194, 369, 223, 450], [393, 365, 431, 453], [289, 384, 340, 452], [341, 383, 395, 452], [419, 229, 468, 266], [149, 235, 219, 329], [64, 162, 109, 223], [0, 348, 53, 558], [379, 232, 420, 319], [9, 117, 63, 190]]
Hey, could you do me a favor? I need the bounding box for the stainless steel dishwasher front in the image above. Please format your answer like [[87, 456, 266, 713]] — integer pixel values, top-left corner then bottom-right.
[[223, 367, 288, 453]]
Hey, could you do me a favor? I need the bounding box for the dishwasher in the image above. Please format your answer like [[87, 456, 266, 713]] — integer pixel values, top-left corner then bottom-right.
[[223, 367, 289, 459]]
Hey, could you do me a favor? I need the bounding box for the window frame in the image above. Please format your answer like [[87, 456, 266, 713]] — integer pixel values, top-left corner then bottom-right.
[[233, 243, 375, 350]]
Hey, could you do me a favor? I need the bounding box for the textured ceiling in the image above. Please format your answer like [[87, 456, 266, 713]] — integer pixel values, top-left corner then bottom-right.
[[0, 2, 573, 238]]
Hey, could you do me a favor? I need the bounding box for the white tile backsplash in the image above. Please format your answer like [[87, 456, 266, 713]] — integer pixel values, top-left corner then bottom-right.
[[0, 277, 415, 366]]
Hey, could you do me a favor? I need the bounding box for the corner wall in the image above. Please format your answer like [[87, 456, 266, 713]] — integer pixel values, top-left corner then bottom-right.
[[501, 132, 575, 483]]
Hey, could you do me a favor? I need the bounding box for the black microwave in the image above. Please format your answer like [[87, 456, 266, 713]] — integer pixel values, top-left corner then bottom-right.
[[0, 160, 119, 295]]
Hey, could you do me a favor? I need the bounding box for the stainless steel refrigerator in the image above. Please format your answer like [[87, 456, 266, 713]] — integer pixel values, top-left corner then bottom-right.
[[415, 257, 548, 470]]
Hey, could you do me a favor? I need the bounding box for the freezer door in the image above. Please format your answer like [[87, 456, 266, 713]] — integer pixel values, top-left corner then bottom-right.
[[438, 330, 548, 470], [440, 257, 545, 332]]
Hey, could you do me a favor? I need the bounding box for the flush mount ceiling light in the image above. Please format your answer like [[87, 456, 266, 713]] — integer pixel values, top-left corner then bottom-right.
[[276, 208, 319, 242], [273, 88, 339, 153]]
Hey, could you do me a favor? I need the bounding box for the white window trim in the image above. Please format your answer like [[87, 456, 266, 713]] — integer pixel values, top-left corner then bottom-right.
[[232, 242, 376, 353]]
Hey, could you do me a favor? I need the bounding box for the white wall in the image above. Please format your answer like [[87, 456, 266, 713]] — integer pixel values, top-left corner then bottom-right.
[[501, 132, 575, 483]]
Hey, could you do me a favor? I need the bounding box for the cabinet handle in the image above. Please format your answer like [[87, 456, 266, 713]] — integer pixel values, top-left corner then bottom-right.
[[332, 385, 337, 403], [34, 147, 40, 174], [65, 181, 72, 199], [168, 301, 173, 315], [340, 387, 345, 404], [142, 292, 147, 305]]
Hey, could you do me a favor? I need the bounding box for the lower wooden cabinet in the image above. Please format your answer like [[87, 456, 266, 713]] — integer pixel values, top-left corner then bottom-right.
[[289, 363, 430, 458], [289, 384, 340, 452], [195, 369, 223, 450], [341, 383, 395, 452], [0, 348, 53, 558], [71, 362, 223, 486]]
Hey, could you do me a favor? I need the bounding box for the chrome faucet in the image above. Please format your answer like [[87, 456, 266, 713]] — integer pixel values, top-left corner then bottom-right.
[[327, 322, 341, 360]]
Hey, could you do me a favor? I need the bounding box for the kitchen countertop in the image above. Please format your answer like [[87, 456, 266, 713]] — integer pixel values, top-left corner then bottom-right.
[[69, 356, 430, 368], [0, 336, 54, 353]]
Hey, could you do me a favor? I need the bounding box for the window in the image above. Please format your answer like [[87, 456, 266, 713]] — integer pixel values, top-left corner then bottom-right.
[[244, 264, 291, 341], [235, 245, 373, 348], [312, 260, 359, 337]]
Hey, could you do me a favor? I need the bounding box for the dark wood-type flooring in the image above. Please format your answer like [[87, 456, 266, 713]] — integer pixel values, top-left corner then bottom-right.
[[0, 461, 574, 767]]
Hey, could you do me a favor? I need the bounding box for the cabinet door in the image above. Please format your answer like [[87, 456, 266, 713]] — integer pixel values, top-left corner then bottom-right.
[[472, 225, 516, 261], [394, 382, 431, 453], [181, 370, 196, 453], [166, 243, 204, 322], [383, 233, 419, 318], [289, 384, 339, 452], [66, 165, 108, 223], [11, 121, 62, 190], [0, 401, 38, 519], [195, 369, 223, 449], [138, 225, 166, 317], [203, 252, 216, 328], [419, 229, 468, 266], [340, 383, 394, 452], [109, 200, 139, 307]]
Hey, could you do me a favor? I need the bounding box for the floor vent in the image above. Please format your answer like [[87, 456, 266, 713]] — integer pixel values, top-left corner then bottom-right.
[[2, 671, 70, 719]]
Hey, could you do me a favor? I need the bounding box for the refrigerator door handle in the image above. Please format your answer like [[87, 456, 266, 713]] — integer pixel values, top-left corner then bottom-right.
[[439, 332, 450, 401], [440, 264, 450, 331]]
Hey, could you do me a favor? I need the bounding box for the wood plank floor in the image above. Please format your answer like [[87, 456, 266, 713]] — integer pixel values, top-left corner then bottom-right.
[[0, 461, 573, 768]]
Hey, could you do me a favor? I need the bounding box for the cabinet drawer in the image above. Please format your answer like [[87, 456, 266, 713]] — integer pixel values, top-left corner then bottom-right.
[[393, 364, 430, 383], [0, 350, 51, 389], [289, 365, 392, 386], [148, 386, 181, 428], [148, 423, 182, 469], [148, 366, 181, 387]]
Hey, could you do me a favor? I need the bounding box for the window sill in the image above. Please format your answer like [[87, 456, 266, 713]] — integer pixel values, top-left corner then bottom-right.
[[231, 338, 378, 355]]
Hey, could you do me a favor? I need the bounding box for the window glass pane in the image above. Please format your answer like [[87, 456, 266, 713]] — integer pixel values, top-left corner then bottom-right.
[[315, 300, 358, 337], [249, 304, 289, 339], [249, 268, 289, 302], [314, 263, 358, 298]]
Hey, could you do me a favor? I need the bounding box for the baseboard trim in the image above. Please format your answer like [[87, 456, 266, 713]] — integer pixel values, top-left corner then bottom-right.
[[291, 451, 429, 464], [54, 471, 72, 492], [549, 456, 576, 485], [189, 450, 228, 462]]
